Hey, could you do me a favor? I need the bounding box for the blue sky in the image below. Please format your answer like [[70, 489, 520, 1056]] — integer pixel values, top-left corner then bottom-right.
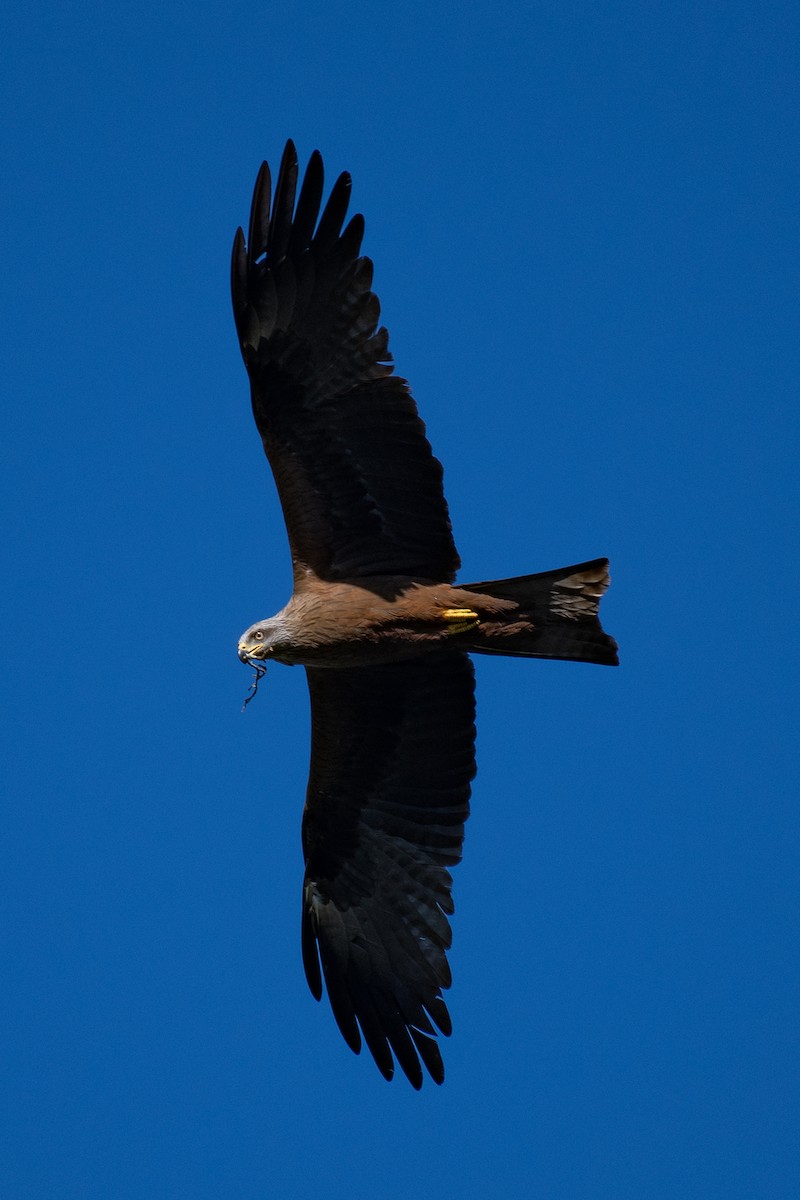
[[3, 1, 798, 1196]]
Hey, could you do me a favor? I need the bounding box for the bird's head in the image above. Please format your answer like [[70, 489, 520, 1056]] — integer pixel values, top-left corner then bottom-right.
[[237, 616, 289, 663]]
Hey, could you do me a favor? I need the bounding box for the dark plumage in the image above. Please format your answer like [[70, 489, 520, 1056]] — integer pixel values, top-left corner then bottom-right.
[[232, 142, 618, 1087]]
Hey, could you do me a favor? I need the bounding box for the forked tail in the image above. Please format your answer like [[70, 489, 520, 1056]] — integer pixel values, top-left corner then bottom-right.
[[462, 557, 618, 665]]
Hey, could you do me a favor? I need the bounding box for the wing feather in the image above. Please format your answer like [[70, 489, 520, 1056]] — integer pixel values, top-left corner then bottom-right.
[[247, 162, 271, 263], [267, 141, 298, 262], [313, 170, 352, 250], [231, 142, 460, 583], [301, 653, 475, 1087], [288, 150, 324, 255]]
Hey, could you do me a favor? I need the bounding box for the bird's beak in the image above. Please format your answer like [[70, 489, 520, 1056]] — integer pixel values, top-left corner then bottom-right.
[[239, 642, 268, 663]]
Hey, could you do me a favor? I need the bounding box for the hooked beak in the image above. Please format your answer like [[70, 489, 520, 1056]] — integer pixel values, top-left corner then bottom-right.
[[239, 641, 267, 663]]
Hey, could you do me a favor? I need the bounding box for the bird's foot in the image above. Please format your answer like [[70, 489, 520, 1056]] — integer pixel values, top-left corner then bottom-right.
[[441, 608, 480, 634]]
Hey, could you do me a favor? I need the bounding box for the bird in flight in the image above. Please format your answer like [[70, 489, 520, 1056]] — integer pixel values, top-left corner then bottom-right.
[[232, 142, 618, 1088]]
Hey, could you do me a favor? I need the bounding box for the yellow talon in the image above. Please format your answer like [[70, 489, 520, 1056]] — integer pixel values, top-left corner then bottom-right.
[[441, 607, 480, 634]]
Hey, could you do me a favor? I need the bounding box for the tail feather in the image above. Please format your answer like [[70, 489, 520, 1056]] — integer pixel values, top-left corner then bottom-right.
[[462, 557, 618, 666]]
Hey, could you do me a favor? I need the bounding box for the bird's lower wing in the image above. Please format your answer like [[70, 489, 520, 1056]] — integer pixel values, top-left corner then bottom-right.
[[301, 652, 476, 1088]]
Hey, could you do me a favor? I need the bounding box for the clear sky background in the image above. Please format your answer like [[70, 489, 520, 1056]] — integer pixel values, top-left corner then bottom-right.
[[3, 2, 798, 1197]]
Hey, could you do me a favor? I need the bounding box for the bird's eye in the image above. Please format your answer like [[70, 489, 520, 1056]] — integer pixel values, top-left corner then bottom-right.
[[254, 631, 264, 640]]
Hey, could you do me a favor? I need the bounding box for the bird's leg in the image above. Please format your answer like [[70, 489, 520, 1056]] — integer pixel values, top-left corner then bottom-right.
[[440, 608, 480, 634]]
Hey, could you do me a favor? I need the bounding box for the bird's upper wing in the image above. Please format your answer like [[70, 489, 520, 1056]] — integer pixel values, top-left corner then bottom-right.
[[231, 141, 460, 584], [301, 652, 475, 1088]]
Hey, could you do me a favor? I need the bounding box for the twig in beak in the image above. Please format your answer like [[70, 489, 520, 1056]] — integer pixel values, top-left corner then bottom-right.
[[242, 662, 267, 711]]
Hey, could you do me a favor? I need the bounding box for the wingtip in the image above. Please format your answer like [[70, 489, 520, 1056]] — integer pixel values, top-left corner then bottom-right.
[[247, 161, 272, 264], [278, 139, 299, 180], [231, 225, 245, 264], [336, 170, 353, 207], [269, 142, 300, 260], [313, 168, 353, 248], [230, 227, 250, 327]]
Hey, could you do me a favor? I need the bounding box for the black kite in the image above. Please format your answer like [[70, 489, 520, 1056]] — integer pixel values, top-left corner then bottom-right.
[[231, 142, 618, 1088]]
